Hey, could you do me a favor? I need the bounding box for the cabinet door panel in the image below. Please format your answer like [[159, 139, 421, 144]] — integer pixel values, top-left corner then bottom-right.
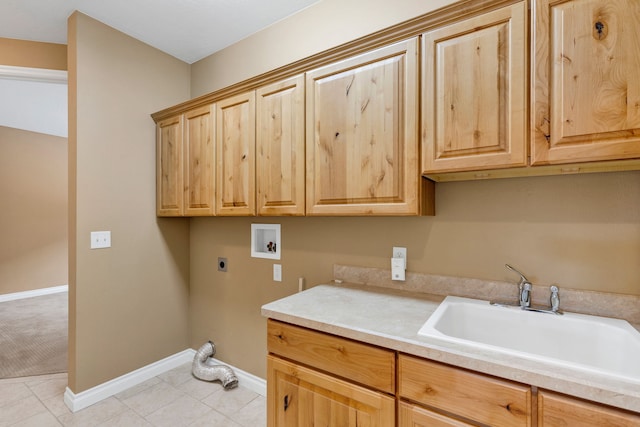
[[267, 355, 395, 427], [156, 115, 183, 216], [532, 0, 640, 164], [306, 38, 419, 215], [257, 75, 305, 216], [422, 2, 527, 173], [184, 105, 215, 216], [216, 92, 256, 216]]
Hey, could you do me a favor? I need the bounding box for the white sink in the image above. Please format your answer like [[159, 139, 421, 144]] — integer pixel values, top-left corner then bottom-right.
[[418, 296, 640, 382]]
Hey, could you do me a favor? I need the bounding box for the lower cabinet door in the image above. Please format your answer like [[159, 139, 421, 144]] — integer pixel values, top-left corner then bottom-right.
[[399, 401, 474, 427], [267, 355, 395, 427]]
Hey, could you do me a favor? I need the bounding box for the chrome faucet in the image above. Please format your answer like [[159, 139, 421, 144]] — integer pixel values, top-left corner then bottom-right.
[[505, 264, 532, 309], [550, 285, 560, 313], [503, 264, 563, 315]]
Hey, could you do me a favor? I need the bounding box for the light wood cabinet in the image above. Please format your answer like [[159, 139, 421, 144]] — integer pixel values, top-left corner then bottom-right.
[[399, 401, 475, 427], [215, 91, 256, 216], [531, 0, 640, 165], [538, 390, 640, 426], [183, 105, 215, 216], [156, 115, 183, 216], [266, 319, 640, 426], [422, 1, 527, 173], [256, 75, 306, 216], [267, 320, 396, 427], [267, 355, 395, 427], [267, 319, 395, 394], [399, 354, 532, 427], [305, 38, 421, 215]]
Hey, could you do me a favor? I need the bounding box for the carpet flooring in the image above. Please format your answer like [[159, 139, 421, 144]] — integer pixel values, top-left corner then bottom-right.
[[0, 292, 67, 378]]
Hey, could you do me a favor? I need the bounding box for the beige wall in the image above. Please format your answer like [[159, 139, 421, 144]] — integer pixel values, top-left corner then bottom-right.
[[0, 126, 67, 294], [189, 0, 640, 380], [0, 37, 67, 70], [191, 0, 458, 96], [0, 38, 68, 295], [67, 12, 191, 392]]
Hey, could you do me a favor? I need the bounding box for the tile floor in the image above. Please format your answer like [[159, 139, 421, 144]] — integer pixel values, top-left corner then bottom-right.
[[0, 363, 266, 426]]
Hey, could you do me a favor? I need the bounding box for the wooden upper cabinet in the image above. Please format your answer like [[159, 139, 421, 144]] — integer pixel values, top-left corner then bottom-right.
[[532, 0, 640, 165], [184, 105, 215, 216], [422, 2, 527, 173], [256, 75, 305, 216], [306, 38, 420, 215], [215, 91, 256, 216], [156, 115, 183, 216]]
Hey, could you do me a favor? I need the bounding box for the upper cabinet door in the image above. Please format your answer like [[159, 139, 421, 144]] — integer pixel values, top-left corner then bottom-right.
[[256, 75, 305, 216], [532, 0, 640, 165], [306, 39, 419, 216], [215, 92, 256, 216], [156, 115, 183, 216], [184, 105, 215, 216], [422, 2, 527, 173]]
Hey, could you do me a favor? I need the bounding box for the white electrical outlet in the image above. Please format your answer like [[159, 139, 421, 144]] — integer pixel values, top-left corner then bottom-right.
[[90, 231, 111, 249], [392, 247, 407, 266], [273, 264, 282, 282]]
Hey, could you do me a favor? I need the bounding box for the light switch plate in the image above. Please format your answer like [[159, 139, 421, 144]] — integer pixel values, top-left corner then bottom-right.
[[90, 231, 111, 249]]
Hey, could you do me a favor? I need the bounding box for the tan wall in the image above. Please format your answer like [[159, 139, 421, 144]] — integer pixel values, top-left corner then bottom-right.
[[191, 0, 458, 96], [67, 12, 191, 392], [189, 0, 640, 380], [0, 37, 68, 295], [0, 37, 67, 70], [0, 126, 67, 295]]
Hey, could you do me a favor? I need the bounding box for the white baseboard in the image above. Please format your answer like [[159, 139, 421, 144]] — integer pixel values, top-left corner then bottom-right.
[[64, 349, 195, 412], [64, 349, 266, 413], [0, 284, 68, 303]]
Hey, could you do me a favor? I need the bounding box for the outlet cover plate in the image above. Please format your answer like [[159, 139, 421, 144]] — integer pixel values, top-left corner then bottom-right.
[[90, 231, 111, 249]]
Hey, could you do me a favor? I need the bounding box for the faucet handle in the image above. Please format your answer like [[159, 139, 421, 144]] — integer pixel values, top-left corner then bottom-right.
[[550, 285, 560, 313], [505, 264, 530, 286]]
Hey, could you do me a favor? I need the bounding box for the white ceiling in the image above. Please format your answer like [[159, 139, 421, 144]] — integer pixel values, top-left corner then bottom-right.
[[0, 0, 320, 137], [0, 0, 320, 64]]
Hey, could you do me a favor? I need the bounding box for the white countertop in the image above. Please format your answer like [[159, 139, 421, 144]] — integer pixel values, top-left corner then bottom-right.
[[261, 282, 640, 413]]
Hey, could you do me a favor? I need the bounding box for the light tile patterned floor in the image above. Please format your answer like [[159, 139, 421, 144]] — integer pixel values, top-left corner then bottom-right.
[[0, 363, 266, 426]]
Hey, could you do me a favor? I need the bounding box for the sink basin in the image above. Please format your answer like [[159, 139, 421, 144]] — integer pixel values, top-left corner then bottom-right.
[[418, 296, 640, 382]]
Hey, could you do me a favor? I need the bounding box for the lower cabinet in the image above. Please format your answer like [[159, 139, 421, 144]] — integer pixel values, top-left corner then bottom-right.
[[266, 319, 639, 426], [267, 356, 395, 427], [266, 319, 396, 427], [399, 354, 531, 427]]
